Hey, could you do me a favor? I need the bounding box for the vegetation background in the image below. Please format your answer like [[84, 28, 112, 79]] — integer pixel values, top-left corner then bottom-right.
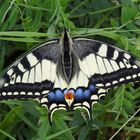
[[0, 0, 140, 140]]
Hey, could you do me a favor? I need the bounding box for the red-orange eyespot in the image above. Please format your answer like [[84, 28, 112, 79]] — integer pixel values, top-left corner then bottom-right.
[[64, 92, 74, 100]]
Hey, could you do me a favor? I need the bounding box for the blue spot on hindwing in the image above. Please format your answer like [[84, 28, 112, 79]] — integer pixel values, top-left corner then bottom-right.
[[83, 90, 90, 99], [88, 85, 96, 92], [55, 89, 64, 101], [75, 88, 83, 101], [48, 89, 65, 103], [47, 92, 55, 102]]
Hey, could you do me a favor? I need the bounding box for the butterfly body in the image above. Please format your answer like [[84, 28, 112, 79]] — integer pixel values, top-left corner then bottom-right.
[[0, 30, 140, 123]]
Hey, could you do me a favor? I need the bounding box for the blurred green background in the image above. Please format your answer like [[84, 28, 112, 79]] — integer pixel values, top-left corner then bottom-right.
[[0, 0, 140, 140]]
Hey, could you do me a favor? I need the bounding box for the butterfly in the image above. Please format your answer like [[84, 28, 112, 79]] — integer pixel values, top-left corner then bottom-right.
[[0, 30, 140, 124]]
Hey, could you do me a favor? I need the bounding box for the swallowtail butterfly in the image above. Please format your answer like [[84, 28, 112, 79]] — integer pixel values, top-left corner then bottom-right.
[[0, 30, 140, 124]]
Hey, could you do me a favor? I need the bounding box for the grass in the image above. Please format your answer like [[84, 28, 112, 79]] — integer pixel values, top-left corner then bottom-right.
[[0, 0, 140, 140]]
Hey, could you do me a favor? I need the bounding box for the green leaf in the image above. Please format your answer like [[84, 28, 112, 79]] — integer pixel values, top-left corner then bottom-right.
[[0, 37, 40, 42], [110, 18, 119, 27], [36, 115, 51, 140], [0, 44, 5, 71], [0, 2, 11, 23], [0, 105, 23, 139], [0, 129, 16, 140], [0, 31, 48, 37], [78, 126, 90, 140], [46, 126, 76, 140]]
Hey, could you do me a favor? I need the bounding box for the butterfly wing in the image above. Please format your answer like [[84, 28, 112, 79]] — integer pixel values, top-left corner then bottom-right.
[[0, 39, 61, 101], [72, 38, 140, 109]]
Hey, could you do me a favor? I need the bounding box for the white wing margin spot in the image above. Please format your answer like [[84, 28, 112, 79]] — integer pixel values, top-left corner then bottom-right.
[[42, 90, 49, 95]]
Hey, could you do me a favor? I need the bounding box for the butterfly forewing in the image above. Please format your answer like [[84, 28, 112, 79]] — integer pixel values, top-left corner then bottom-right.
[[0, 39, 60, 100]]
